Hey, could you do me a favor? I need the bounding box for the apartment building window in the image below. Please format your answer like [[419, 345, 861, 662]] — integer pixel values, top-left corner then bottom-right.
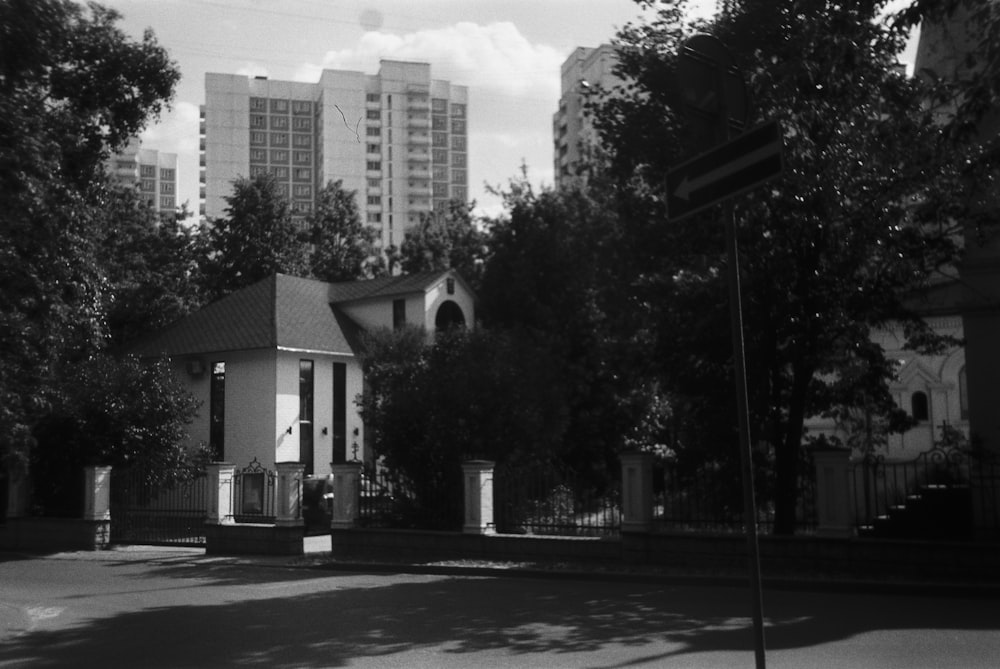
[[451, 103, 466, 118], [161, 182, 175, 194], [270, 133, 288, 147], [432, 115, 447, 131], [452, 119, 466, 134], [292, 100, 312, 115], [209, 362, 225, 460], [366, 109, 381, 120], [140, 179, 156, 192], [367, 212, 381, 223], [393, 299, 406, 329], [452, 169, 466, 184], [270, 98, 289, 113], [250, 148, 266, 163], [367, 195, 381, 205], [250, 165, 267, 177], [293, 184, 312, 198], [366, 126, 380, 137], [270, 115, 288, 130], [366, 143, 380, 154], [140, 164, 155, 177], [452, 186, 467, 201], [432, 149, 448, 164], [292, 117, 311, 131], [293, 167, 312, 181], [432, 98, 447, 113], [367, 161, 381, 171], [452, 153, 466, 167], [250, 97, 266, 111], [160, 168, 175, 181], [367, 178, 380, 188], [292, 134, 311, 148], [159, 196, 175, 209], [293, 151, 311, 164], [269, 166, 289, 179], [250, 114, 266, 129], [270, 149, 289, 163], [332, 363, 347, 463], [433, 182, 448, 197], [291, 201, 312, 214], [433, 166, 448, 181], [433, 132, 448, 147], [299, 360, 314, 475], [250, 131, 266, 145], [451, 136, 466, 151]]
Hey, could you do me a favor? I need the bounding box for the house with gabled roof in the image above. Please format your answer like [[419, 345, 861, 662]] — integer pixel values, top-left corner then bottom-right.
[[128, 269, 475, 477]]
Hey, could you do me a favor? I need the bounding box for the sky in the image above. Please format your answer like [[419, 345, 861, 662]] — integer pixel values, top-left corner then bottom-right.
[[97, 1, 916, 220], [96, 0, 714, 218]]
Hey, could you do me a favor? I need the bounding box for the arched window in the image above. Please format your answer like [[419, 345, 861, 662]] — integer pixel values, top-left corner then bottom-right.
[[911, 391, 929, 422], [434, 300, 465, 330]]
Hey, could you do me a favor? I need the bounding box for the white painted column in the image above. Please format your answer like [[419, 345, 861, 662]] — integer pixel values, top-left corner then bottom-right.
[[275, 462, 305, 527], [206, 463, 235, 525], [82, 466, 112, 521], [462, 460, 495, 535], [330, 462, 362, 529]]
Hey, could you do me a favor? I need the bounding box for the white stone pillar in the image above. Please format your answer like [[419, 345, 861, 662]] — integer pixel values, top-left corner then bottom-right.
[[206, 463, 235, 525], [275, 462, 305, 527], [462, 460, 495, 535], [813, 448, 853, 537], [330, 462, 362, 529], [621, 452, 654, 533], [82, 466, 112, 521]]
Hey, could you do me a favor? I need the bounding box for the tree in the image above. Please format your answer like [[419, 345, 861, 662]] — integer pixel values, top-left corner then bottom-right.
[[200, 173, 309, 299], [0, 0, 180, 467], [398, 201, 488, 290], [307, 180, 385, 282], [591, 0, 1000, 532]]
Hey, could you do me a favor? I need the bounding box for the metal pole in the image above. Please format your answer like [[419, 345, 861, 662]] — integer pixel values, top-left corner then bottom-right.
[[724, 201, 767, 669]]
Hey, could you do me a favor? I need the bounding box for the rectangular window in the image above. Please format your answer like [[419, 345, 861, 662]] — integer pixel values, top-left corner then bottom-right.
[[367, 143, 380, 154], [433, 182, 448, 197], [332, 363, 347, 464], [293, 167, 312, 181], [270, 98, 289, 113], [300, 359, 314, 475], [140, 164, 156, 177], [432, 149, 448, 164], [432, 131, 448, 147], [367, 212, 382, 223], [451, 103, 466, 118], [292, 100, 312, 115], [250, 165, 267, 177], [366, 126, 381, 137], [293, 150, 311, 164], [250, 148, 267, 163], [270, 115, 288, 130], [270, 133, 288, 147], [432, 98, 447, 113], [210, 362, 225, 460], [250, 97, 266, 111], [433, 166, 448, 181], [251, 114, 266, 128], [366, 109, 381, 120], [291, 200, 312, 213], [393, 299, 406, 329], [451, 136, 466, 151], [367, 195, 381, 205], [366, 93, 380, 103], [160, 182, 175, 195], [451, 119, 466, 134], [292, 134, 311, 148], [159, 196, 175, 209], [367, 161, 381, 171], [452, 153, 466, 167], [160, 168, 175, 181], [270, 149, 289, 164], [250, 131, 266, 145], [269, 166, 289, 179], [432, 115, 447, 131], [293, 184, 312, 198], [140, 179, 156, 192], [292, 117, 311, 131], [452, 169, 466, 184]]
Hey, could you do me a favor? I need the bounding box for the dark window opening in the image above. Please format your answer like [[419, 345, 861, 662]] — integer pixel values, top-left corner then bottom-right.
[[209, 362, 225, 460], [393, 299, 406, 329], [332, 363, 347, 464], [300, 360, 314, 475], [435, 300, 465, 330], [911, 391, 929, 422]]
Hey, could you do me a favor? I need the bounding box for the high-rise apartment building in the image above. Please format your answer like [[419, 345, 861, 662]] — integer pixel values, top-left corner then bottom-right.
[[553, 45, 620, 189], [108, 138, 179, 216], [200, 60, 468, 249]]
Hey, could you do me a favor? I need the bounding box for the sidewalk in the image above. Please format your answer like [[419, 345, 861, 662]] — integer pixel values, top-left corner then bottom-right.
[[8, 537, 998, 600]]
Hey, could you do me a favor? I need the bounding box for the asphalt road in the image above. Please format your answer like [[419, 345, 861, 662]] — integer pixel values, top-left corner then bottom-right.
[[1, 548, 998, 668]]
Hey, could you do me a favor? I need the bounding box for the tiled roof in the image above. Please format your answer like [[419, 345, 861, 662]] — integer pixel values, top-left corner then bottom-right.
[[127, 270, 454, 359]]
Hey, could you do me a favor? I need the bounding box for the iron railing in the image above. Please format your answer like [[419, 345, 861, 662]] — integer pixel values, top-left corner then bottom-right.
[[110, 467, 208, 546], [232, 458, 278, 523]]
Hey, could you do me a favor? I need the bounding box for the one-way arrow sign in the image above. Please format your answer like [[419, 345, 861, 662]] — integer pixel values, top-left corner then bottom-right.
[[666, 120, 783, 221]]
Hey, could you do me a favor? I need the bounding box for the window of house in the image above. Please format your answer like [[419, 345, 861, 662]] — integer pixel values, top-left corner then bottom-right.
[[293, 167, 312, 181], [250, 131, 266, 146], [210, 362, 225, 460], [292, 134, 311, 148], [270, 115, 288, 130], [333, 363, 347, 463], [292, 117, 311, 131], [293, 151, 311, 164], [451, 119, 466, 134], [300, 360, 314, 475], [160, 168, 175, 181], [367, 161, 381, 171], [451, 103, 466, 118], [432, 98, 447, 113], [911, 391, 929, 422], [292, 100, 311, 115], [393, 299, 406, 329], [250, 148, 266, 163], [270, 149, 289, 164], [270, 133, 288, 147], [367, 143, 380, 154], [250, 97, 266, 111], [367, 109, 381, 120], [140, 164, 156, 177], [366, 93, 380, 103], [367, 126, 381, 137], [270, 98, 289, 113]]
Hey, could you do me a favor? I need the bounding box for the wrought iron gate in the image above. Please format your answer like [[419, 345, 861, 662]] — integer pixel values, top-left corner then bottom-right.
[[110, 467, 208, 546]]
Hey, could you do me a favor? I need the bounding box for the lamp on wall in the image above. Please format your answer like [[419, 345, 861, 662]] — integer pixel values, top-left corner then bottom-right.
[[322, 427, 328, 435], [286, 425, 293, 435]]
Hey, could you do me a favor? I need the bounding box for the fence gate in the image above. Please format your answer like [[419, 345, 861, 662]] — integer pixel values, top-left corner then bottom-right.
[[110, 468, 208, 546]]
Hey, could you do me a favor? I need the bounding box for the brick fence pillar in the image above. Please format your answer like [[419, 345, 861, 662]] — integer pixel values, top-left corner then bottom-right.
[[82, 466, 112, 521], [206, 463, 235, 525], [621, 452, 654, 533], [275, 462, 305, 527], [462, 460, 495, 535], [813, 448, 854, 537], [330, 462, 362, 529]]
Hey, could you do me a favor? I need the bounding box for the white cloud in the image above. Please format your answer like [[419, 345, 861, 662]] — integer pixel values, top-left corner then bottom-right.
[[141, 101, 201, 154], [299, 22, 564, 100]]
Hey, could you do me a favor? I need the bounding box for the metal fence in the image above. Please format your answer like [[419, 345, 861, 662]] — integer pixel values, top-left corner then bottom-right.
[[493, 461, 621, 537], [654, 458, 817, 535], [851, 447, 1000, 540], [358, 464, 463, 530], [110, 467, 208, 546]]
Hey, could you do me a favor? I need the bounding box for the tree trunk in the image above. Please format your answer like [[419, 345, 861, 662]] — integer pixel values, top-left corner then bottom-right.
[[772, 363, 812, 535]]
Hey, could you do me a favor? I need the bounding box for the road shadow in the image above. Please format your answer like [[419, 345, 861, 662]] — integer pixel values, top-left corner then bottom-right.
[[1, 564, 998, 668]]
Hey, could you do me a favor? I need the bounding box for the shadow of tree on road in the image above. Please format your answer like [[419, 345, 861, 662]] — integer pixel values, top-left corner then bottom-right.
[[1, 564, 998, 668]]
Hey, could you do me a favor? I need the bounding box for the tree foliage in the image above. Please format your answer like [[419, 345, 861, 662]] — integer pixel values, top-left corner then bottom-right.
[[398, 201, 488, 291], [0, 0, 180, 467], [306, 180, 385, 282], [200, 172, 309, 299], [588, 0, 1000, 532]]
